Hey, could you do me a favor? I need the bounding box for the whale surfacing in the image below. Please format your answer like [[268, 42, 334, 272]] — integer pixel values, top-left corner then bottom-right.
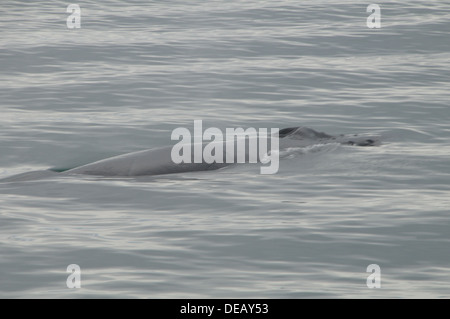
[[0, 127, 380, 182]]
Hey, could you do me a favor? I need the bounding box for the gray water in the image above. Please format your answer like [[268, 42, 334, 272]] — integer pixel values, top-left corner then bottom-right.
[[1, 0, 449, 298]]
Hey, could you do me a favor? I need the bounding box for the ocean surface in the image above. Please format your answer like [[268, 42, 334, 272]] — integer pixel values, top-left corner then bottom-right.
[[1, 0, 449, 298]]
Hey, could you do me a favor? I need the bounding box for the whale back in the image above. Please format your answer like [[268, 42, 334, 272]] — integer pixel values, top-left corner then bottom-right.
[[65, 145, 229, 177]]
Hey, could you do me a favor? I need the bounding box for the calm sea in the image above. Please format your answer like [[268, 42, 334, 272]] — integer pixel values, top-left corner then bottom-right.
[[0, 0, 449, 298]]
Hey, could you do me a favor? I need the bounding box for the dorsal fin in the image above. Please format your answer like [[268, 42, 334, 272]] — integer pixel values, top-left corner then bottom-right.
[[278, 127, 333, 139], [278, 127, 299, 138]]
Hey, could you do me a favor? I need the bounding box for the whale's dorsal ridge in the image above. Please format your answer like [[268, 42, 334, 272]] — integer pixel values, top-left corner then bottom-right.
[[278, 127, 333, 140], [278, 127, 299, 138]]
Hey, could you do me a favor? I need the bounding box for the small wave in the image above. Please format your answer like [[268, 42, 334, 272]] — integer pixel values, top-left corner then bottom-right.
[[260, 142, 341, 163], [280, 143, 341, 159]]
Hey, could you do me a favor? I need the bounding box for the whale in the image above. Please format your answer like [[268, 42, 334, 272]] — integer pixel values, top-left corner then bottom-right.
[[0, 127, 379, 182]]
